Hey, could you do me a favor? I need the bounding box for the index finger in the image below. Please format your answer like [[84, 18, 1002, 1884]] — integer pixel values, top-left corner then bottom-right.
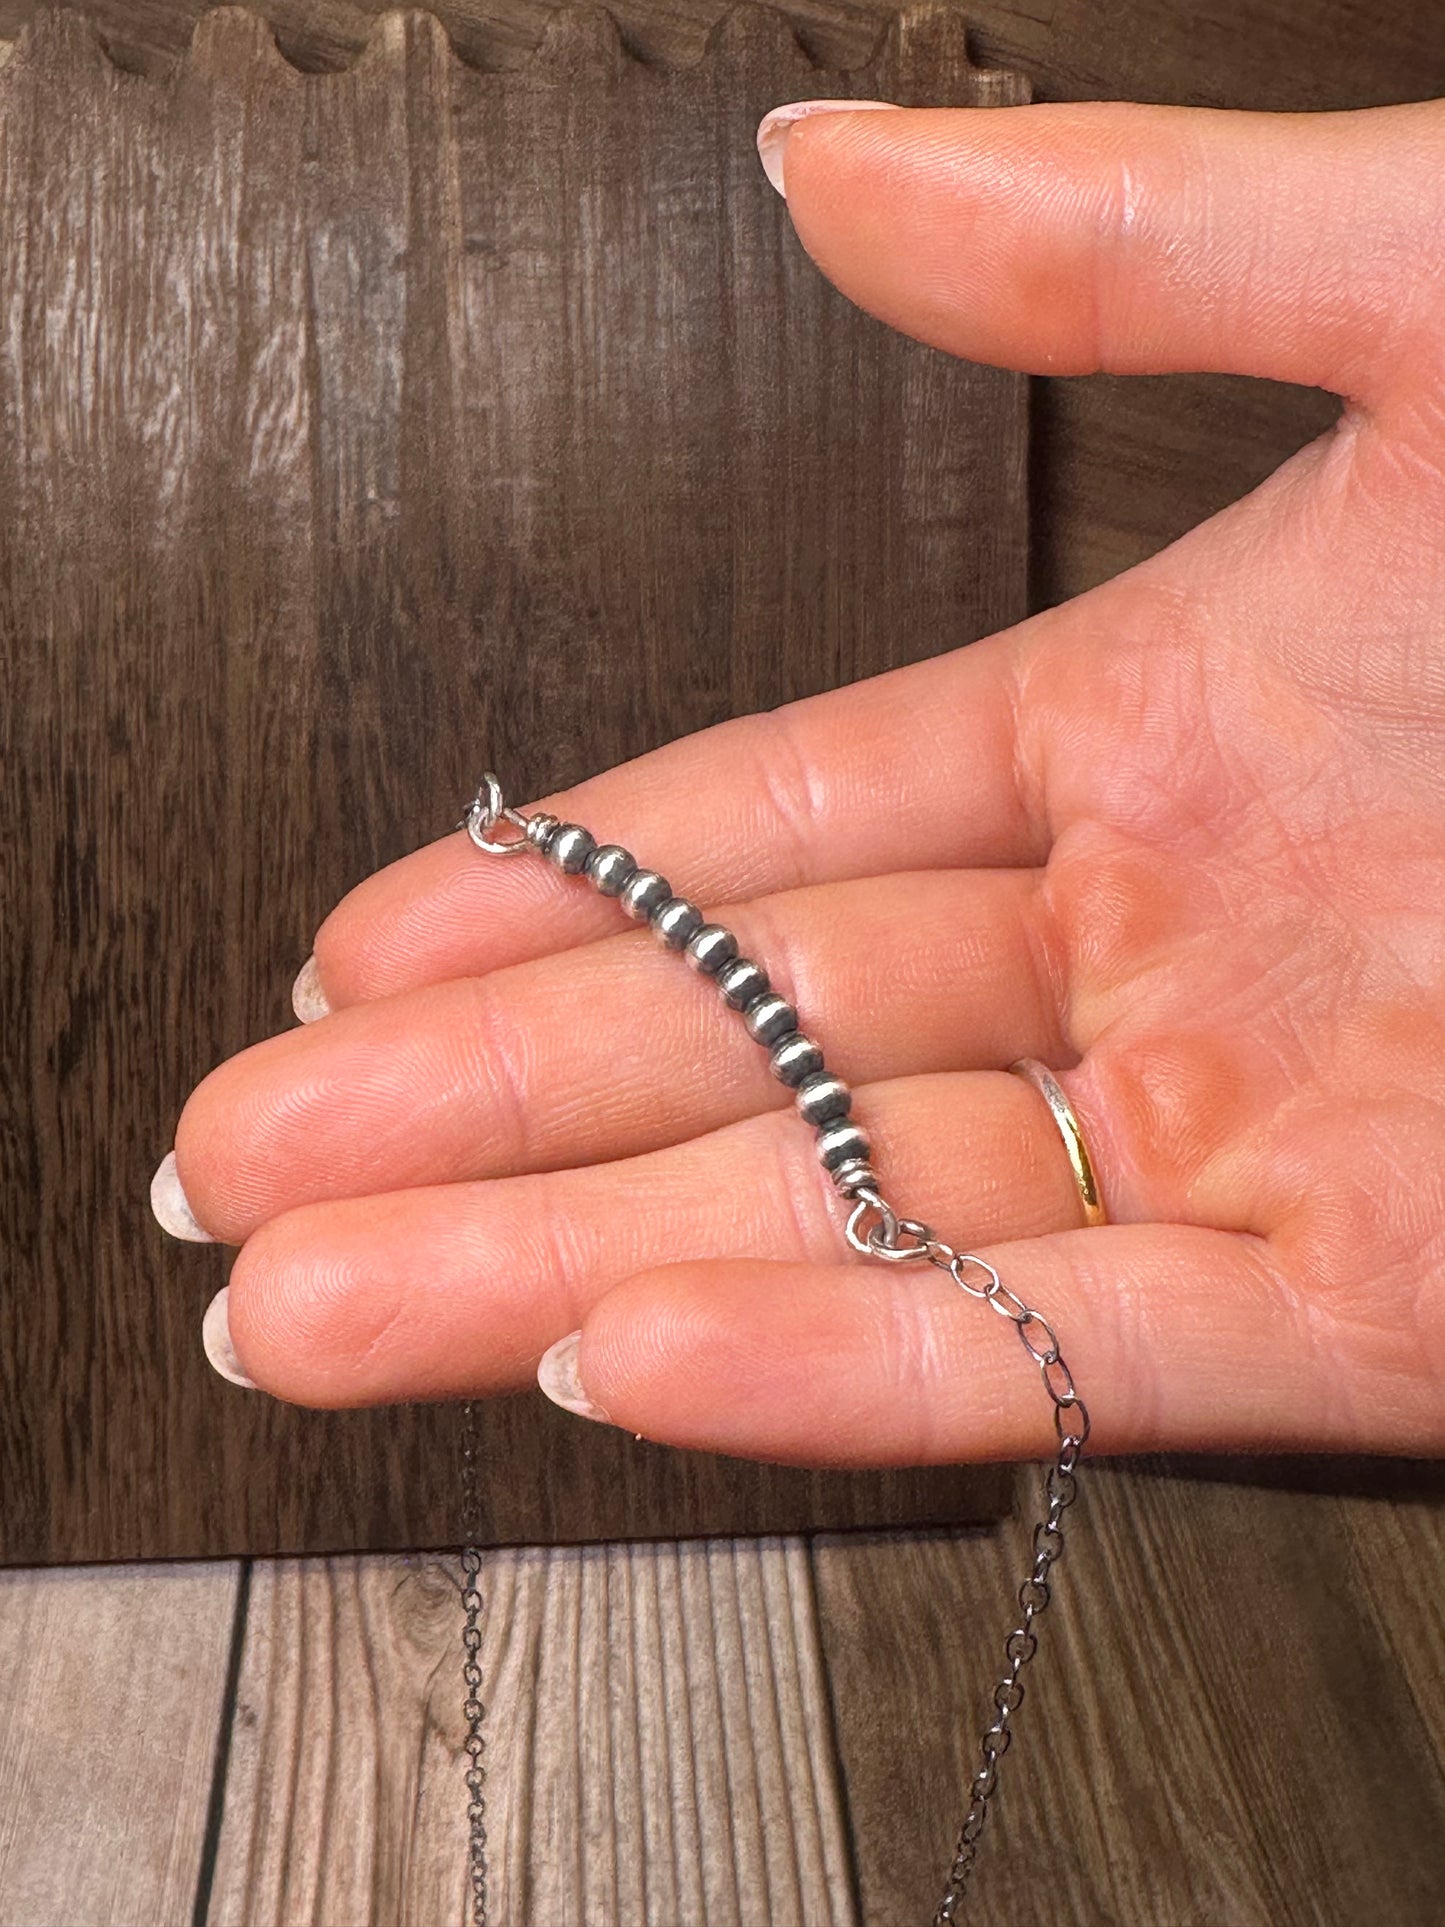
[[309, 621, 1045, 1010]]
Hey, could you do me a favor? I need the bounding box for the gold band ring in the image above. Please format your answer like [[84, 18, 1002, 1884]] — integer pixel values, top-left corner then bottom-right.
[[1007, 1059, 1108, 1228]]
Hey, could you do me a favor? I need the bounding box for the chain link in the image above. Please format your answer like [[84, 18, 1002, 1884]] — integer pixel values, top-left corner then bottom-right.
[[459, 1403, 489, 1927], [846, 1190, 1090, 1924]]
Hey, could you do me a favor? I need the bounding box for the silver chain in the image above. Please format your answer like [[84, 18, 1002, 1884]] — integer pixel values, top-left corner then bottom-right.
[[459, 1406, 490, 1927], [453, 777, 1090, 1925], [841, 1193, 1090, 1921]]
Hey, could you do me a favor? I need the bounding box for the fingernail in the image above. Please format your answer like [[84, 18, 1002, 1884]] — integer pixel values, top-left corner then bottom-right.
[[756, 97, 901, 198], [291, 953, 331, 1023], [202, 1287, 257, 1390], [149, 1149, 215, 1243], [536, 1329, 613, 1425]]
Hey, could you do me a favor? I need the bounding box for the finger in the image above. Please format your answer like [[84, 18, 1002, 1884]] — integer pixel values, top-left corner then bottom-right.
[[770, 100, 1445, 407], [305, 623, 1042, 1010], [217, 1069, 1089, 1405], [173, 869, 1063, 1242], [549, 1228, 1428, 1462]]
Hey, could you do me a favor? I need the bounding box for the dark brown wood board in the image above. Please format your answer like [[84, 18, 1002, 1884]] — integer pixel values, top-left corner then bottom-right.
[[8, 0, 1442, 105], [6, 0, 1432, 611], [0, 5, 1026, 1562]]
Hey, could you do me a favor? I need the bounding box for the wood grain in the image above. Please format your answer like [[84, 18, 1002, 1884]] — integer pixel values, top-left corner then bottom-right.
[[206, 1541, 860, 1926], [0, 1561, 241, 1927], [0, 0, 1428, 610], [1, 1464, 1441, 1926], [814, 1459, 1445, 1927], [1033, 374, 1341, 607], [3, 0, 1442, 102], [0, 5, 1023, 1563]]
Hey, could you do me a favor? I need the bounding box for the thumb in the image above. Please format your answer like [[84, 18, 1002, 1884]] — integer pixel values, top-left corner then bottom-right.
[[757, 99, 1445, 409]]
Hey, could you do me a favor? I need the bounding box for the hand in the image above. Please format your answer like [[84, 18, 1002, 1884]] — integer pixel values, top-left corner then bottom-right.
[[155, 98, 1445, 1465]]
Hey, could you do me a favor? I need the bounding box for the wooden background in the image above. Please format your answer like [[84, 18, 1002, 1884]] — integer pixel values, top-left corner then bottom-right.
[[0, 2, 1029, 1564], [3, 1460, 1443, 1924]]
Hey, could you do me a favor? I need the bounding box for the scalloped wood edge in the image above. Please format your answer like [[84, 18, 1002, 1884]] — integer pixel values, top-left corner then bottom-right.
[[0, 1, 1013, 90]]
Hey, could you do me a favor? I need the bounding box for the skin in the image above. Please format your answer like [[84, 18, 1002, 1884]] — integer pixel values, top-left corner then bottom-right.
[[165, 99, 1445, 1466]]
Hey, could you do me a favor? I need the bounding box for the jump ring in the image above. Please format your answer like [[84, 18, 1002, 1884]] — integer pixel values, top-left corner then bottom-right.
[[465, 772, 533, 855], [868, 1216, 937, 1264], [846, 1192, 899, 1258]]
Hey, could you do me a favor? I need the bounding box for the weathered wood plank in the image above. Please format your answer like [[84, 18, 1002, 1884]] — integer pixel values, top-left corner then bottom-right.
[[0, 4, 1023, 1566], [0, 1561, 241, 1927], [2, 1475, 1440, 1926], [206, 1539, 860, 1925], [814, 1460, 1445, 1926]]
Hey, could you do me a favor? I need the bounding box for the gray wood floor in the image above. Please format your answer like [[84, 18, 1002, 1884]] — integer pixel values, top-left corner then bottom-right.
[[2, 1457, 1442, 1927]]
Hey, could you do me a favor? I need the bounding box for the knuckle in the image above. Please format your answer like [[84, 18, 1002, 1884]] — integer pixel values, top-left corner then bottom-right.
[[742, 708, 828, 891], [458, 974, 536, 1169]]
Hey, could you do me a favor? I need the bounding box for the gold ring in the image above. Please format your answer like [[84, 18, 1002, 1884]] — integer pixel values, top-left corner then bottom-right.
[[1007, 1059, 1107, 1228]]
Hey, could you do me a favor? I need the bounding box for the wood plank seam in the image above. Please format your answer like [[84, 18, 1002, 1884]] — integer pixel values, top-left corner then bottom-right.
[[190, 1563, 256, 1927]]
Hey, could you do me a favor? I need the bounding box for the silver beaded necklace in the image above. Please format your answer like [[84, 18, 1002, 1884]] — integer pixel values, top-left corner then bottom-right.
[[455, 772, 1091, 1926]]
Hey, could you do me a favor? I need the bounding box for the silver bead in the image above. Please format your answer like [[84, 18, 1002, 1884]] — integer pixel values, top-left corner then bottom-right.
[[687, 925, 738, 976], [770, 1033, 824, 1086], [816, 1120, 871, 1172], [549, 824, 597, 874], [717, 958, 769, 1009], [587, 844, 637, 896], [830, 1159, 878, 1196], [654, 898, 704, 949], [797, 1072, 851, 1127], [744, 993, 798, 1047], [526, 812, 561, 852], [621, 869, 672, 921]]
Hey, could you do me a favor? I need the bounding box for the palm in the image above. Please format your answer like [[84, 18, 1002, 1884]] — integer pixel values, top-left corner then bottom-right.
[[1020, 418, 1445, 1447], [159, 98, 1445, 1465]]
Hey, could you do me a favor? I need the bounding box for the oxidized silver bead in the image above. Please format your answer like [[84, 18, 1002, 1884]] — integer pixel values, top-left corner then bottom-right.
[[770, 1033, 825, 1086], [829, 1159, 878, 1196], [526, 812, 561, 852], [687, 925, 738, 976], [654, 898, 704, 949], [588, 844, 637, 896], [744, 993, 798, 1048], [815, 1120, 872, 1172], [717, 958, 769, 1009], [621, 869, 672, 921], [796, 1072, 851, 1127], [549, 824, 597, 874]]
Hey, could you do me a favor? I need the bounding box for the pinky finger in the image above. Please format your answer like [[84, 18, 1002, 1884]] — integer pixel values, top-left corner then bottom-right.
[[540, 1226, 1344, 1464]]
